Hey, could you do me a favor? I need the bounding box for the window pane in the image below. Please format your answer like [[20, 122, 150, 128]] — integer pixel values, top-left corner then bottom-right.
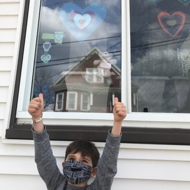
[[58, 94, 62, 101], [57, 102, 62, 109], [31, 0, 122, 113], [82, 102, 88, 110], [131, 0, 190, 113], [83, 94, 88, 102], [69, 93, 75, 101], [68, 102, 75, 109]]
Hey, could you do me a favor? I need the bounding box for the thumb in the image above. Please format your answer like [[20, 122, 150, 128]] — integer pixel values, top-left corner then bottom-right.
[[39, 93, 43, 102], [114, 97, 118, 105]]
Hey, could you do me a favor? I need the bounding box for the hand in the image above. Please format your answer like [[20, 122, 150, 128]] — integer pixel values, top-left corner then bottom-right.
[[113, 97, 126, 122], [28, 93, 44, 120]]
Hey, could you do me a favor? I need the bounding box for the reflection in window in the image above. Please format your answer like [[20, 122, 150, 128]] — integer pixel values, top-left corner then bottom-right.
[[32, 0, 121, 113], [66, 92, 78, 110], [131, 0, 190, 113], [55, 93, 63, 111], [81, 93, 90, 111], [86, 68, 104, 83]]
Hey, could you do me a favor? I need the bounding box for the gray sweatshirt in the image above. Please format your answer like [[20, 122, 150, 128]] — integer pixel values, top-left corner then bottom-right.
[[32, 128, 121, 190]]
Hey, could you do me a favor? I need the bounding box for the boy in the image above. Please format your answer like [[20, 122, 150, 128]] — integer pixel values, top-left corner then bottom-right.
[[28, 93, 126, 190]]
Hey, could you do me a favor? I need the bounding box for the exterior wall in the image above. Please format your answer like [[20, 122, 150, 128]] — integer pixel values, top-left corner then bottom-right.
[[0, 1, 190, 190]]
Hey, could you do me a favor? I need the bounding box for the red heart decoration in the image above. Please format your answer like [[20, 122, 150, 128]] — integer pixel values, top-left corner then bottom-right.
[[158, 11, 185, 37], [45, 44, 50, 49]]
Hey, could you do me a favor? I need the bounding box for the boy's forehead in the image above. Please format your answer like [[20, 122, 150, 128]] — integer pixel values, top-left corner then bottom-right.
[[67, 152, 92, 161]]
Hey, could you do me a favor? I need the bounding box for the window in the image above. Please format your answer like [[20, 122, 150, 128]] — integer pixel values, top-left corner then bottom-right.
[[86, 68, 104, 83], [6, 0, 190, 145], [55, 93, 64, 111], [66, 92, 78, 111], [81, 93, 90, 111]]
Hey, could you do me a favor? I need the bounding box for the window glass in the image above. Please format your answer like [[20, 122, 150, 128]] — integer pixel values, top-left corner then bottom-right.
[[131, 0, 190, 113], [32, 0, 121, 113], [81, 93, 90, 111], [55, 93, 63, 111], [66, 92, 77, 110]]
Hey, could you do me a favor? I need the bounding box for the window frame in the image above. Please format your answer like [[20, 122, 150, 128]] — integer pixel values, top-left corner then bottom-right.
[[5, 0, 190, 145], [15, 0, 128, 123]]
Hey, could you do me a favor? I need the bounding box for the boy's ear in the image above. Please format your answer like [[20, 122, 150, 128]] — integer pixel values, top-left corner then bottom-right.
[[91, 167, 97, 177], [62, 162, 64, 167]]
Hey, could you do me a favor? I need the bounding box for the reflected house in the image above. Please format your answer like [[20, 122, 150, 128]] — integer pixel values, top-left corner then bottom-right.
[[51, 47, 123, 113]]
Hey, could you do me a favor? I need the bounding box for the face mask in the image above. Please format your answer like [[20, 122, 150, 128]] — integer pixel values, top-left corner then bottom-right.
[[63, 160, 92, 184]]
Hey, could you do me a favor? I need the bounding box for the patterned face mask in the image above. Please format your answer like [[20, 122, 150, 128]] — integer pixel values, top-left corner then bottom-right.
[[63, 160, 92, 184]]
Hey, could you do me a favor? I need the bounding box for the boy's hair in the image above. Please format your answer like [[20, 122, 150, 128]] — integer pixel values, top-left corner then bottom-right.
[[65, 140, 100, 167]]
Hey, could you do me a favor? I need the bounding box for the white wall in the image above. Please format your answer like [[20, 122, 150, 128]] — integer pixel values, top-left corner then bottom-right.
[[0, 1, 190, 190]]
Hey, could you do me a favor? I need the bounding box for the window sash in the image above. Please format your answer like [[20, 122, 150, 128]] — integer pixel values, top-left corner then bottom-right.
[[66, 92, 78, 110]]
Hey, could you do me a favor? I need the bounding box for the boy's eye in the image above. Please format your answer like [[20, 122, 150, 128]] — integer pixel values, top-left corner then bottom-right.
[[82, 160, 88, 163]]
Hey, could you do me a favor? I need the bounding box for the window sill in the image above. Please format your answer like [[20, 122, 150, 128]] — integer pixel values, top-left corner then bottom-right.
[[5, 125, 190, 145]]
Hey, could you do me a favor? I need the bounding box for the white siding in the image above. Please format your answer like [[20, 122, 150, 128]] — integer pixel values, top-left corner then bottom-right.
[[0, 1, 189, 190]]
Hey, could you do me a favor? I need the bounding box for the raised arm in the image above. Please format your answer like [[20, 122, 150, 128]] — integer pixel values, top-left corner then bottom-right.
[[89, 97, 126, 190], [28, 94, 65, 190]]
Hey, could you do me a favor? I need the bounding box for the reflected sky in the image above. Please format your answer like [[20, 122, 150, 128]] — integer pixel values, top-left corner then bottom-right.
[[35, 0, 121, 83], [131, 0, 190, 113]]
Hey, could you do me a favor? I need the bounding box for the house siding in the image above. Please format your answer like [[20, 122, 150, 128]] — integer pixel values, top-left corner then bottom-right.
[[0, 1, 190, 190]]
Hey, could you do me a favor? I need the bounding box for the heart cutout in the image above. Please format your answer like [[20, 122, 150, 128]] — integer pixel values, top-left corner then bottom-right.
[[78, 18, 87, 27], [59, 3, 107, 42], [41, 54, 51, 63], [54, 32, 64, 41], [167, 20, 177, 26], [158, 11, 185, 37], [144, 0, 162, 6], [43, 42, 51, 52], [178, 0, 190, 5]]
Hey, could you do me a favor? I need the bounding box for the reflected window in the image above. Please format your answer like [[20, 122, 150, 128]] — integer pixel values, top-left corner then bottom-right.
[[86, 68, 104, 83], [55, 93, 64, 111], [32, 0, 121, 113], [66, 92, 78, 110], [81, 93, 90, 111], [131, 0, 190, 113]]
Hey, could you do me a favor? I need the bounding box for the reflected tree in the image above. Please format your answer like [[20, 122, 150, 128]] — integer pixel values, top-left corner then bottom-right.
[[33, 69, 55, 109]]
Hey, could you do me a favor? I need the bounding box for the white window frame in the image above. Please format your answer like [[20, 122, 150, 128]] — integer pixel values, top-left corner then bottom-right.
[[55, 93, 64, 111], [15, 0, 190, 129], [66, 92, 78, 111], [86, 68, 104, 83], [81, 93, 90, 111]]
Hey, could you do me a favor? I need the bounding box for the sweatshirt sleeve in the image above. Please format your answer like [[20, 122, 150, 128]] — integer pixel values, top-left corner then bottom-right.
[[32, 127, 65, 190], [89, 129, 121, 190]]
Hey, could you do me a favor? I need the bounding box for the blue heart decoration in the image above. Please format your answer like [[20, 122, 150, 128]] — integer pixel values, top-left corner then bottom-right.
[[43, 42, 51, 52], [54, 33, 64, 41], [41, 54, 51, 63], [178, 0, 190, 5], [59, 3, 107, 43]]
